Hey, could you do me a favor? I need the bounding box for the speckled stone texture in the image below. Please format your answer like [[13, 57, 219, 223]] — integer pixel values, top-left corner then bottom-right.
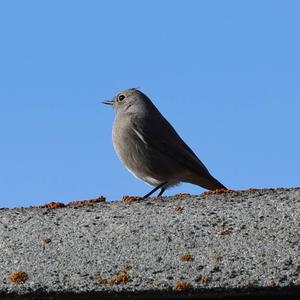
[[0, 188, 300, 299]]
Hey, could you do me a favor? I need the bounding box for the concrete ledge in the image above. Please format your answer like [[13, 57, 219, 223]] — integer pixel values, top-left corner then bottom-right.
[[0, 188, 300, 299]]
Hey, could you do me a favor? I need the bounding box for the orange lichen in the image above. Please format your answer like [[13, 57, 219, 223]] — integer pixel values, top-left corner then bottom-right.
[[294, 279, 300, 286], [122, 195, 143, 203], [203, 189, 235, 195], [211, 255, 222, 262], [96, 277, 108, 285], [180, 253, 193, 262], [107, 272, 129, 285], [196, 275, 209, 284], [9, 271, 29, 285], [173, 280, 191, 292], [246, 188, 259, 193], [68, 196, 105, 207], [96, 272, 129, 285], [40, 202, 65, 208], [173, 205, 183, 212], [42, 237, 51, 244], [217, 228, 232, 236], [175, 193, 191, 197]]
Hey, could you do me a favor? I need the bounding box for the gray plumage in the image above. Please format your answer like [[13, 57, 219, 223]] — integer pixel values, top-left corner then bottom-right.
[[103, 88, 226, 198]]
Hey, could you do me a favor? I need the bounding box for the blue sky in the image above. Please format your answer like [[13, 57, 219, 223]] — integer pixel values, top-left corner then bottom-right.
[[0, 1, 299, 208]]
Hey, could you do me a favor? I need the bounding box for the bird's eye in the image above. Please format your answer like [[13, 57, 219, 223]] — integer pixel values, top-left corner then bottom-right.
[[118, 94, 125, 101]]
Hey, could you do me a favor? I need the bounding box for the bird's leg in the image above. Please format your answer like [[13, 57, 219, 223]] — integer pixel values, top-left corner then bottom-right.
[[157, 188, 166, 197], [143, 182, 168, 199]]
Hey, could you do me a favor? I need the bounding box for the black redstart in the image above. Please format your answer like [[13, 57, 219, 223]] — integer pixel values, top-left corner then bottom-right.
[[103, 88, 227, 198]]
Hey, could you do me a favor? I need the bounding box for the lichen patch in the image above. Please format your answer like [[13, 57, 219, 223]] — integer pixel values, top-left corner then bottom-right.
[[122, 195, 143, 203], [173, 280, 191, 292], [40, 202, 65, 209], [9, 271, 29, 285]]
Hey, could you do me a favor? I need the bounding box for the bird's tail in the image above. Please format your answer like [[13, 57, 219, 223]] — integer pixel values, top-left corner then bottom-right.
[[193, 174, 227, 191]]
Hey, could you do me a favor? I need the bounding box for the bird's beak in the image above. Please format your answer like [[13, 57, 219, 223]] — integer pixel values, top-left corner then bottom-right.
[[102, 99, 114, 105]]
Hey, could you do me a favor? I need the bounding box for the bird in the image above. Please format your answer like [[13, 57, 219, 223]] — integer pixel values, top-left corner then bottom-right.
[[103, 88, 227, 198]]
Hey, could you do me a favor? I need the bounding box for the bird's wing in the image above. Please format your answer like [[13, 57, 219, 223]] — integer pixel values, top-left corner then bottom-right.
[[131, 115, 211, 177]]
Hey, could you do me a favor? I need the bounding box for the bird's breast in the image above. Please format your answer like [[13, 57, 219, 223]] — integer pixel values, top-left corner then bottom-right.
[[112, 116, 144, 168], [111, 114, 185, 187]]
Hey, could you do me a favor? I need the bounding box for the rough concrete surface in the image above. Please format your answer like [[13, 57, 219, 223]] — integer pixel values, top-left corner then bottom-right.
[[0, 188, 299, 299]]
